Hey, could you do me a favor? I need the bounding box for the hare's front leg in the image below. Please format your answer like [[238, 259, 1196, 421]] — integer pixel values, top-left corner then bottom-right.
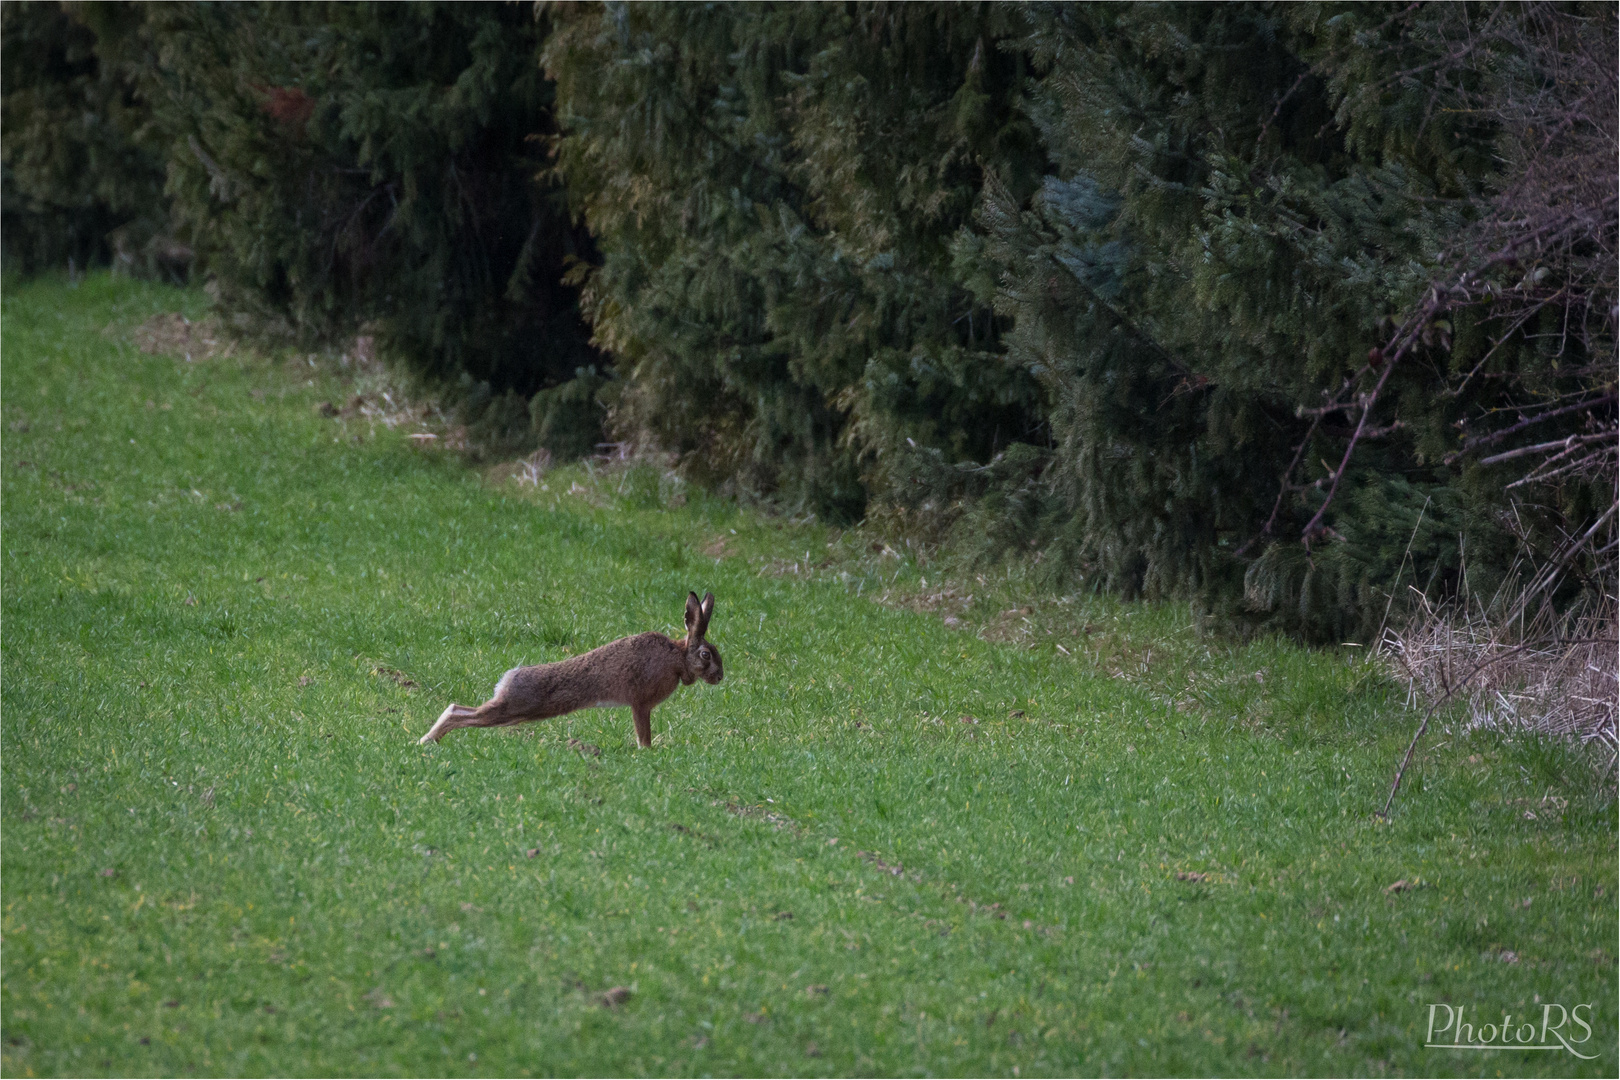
[[631, 704, 653, 749]]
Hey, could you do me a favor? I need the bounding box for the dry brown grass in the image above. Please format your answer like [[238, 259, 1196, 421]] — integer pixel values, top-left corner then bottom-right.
[[1381, 591, 1618, 756]]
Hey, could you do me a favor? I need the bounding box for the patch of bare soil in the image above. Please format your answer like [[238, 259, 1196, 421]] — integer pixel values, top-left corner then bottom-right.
[[128, 315, 466, 452], [312, 391, 465, 449], [877, 584, 1104, 657], [875, 584, 972, 624], [128, 313, 235, 361]]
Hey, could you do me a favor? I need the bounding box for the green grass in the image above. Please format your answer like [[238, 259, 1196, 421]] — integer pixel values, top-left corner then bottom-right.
[[2, 273, 1614, 1077]]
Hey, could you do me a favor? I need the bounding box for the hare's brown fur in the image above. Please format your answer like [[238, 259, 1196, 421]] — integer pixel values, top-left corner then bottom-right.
[[419, 592, 721, 748]]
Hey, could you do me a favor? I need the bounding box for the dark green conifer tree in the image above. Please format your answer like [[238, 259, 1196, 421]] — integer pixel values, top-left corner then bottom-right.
[[918, 2, 1613, 639], [9, 2, 1607, 637], [116, 1, 601, 455], [544, 4, 1047, 519], [1, 1, 169, 275]]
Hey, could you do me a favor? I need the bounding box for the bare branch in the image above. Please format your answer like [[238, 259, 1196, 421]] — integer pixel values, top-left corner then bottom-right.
[[1450, 394, 1617, 456], [1478, 431, 1613, 467]]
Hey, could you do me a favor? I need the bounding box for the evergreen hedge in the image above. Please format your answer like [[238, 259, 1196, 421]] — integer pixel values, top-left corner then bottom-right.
[[959, 3, 1615, 639], [6, 2, 1612, 640], [103, 0, 604, 457], [544, 3, 1049, 519], [1, 1, 169, 276], [548, 1, 1615, 640]]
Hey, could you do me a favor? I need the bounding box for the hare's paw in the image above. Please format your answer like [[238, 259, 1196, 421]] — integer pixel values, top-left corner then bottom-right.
[[419, 704, 463, 744]]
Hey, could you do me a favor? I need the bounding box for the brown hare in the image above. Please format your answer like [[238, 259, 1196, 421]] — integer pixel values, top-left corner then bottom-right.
[[419, 591, 722, 749]]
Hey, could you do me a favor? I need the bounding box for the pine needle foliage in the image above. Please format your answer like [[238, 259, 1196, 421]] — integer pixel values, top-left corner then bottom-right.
[[9, 1, 1610, 639], [543, 4, 1048, 520], [108, 1, 602, 456], [1, 1, 169, 276], [906, 2, 1613, 641]]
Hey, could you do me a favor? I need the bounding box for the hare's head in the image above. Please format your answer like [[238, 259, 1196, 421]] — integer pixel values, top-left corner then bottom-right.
[[683, 591, 723, 685]]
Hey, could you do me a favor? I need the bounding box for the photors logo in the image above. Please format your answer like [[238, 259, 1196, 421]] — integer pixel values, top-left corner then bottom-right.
[[1425, 1003, 1597, 1059]]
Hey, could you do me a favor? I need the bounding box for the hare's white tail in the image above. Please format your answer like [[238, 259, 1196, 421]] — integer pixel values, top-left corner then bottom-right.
[[491, 666, 520, 699]]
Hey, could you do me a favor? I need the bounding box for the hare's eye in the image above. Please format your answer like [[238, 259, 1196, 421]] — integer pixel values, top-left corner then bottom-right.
[[699, 648, 710, 661]]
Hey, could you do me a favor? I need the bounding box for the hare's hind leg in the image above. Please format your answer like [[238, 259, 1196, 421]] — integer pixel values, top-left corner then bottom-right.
[[421, 667, 529, 744], [420, 695, 534, 744], [420, 703, 479, 744]]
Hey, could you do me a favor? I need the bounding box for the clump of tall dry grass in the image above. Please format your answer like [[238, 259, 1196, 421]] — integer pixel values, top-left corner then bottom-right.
[[1381, 589, 1617, 758]]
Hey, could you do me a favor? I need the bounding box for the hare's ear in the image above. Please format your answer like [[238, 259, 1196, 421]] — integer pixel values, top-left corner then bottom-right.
[[685, 591, 702, 637], [697, 592, 715, 636]]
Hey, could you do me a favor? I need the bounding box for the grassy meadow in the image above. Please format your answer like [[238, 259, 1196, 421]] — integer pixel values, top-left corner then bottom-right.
[[1, 274, 1614, 1077]]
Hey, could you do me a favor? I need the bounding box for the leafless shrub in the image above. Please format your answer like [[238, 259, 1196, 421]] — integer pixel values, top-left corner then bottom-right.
[[1435, 5, 1619, 560], [1279, 4, 1617, 569]]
